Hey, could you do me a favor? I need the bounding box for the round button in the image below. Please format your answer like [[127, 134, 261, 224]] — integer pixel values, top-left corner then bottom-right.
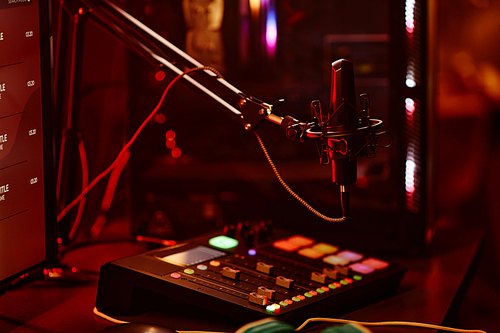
[[316, 288, 325, 294], [209, 260, 221, 267]]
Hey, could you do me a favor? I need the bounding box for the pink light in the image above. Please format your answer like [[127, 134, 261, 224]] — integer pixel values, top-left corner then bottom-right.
[[406, 23, 415, 34], [265, 1, 277, 58], [405, 141, 417, 212], [405, 157, 416, 194], [405, 0, 415, 35], [405, 98, 415, 123]]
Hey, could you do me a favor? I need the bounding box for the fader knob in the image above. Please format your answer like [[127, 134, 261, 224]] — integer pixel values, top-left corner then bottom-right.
[[276, 276, 294, 289], [248, 292, 268, 306], [256, 262, 274, 275], [257, 286, 276, 299], [222, 267, 240, 280], [311, 271, 327, 284]]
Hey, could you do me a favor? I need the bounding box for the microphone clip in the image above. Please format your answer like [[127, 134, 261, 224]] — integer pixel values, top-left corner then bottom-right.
[[306, 94, 388, 167]]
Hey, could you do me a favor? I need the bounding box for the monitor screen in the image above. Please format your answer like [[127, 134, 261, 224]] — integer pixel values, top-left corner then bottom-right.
[[0, 0, 57, 291]]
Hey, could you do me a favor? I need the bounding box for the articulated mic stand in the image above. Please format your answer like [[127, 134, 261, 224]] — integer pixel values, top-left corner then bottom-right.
[[54, 0, 390, 236]]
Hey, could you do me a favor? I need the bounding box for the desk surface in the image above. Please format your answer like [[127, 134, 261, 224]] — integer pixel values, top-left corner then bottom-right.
[[0, 223, 484, 333]]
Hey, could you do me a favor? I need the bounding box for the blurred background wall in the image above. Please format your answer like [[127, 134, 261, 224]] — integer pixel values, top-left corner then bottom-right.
[[436, 0, 500, 330]]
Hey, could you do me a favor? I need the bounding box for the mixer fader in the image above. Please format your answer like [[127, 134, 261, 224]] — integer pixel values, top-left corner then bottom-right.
[[96, 223, 406, 323]]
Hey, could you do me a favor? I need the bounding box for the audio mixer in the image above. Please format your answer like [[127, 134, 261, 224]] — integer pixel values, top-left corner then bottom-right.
[[96, 222, 406, 323]]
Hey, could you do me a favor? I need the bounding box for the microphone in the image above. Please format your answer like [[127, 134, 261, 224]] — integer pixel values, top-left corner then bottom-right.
[[306, 59, 385, 218], [325, 59, 367, 217], [275, 59, 389, 220], [327, 59, 361, 187]]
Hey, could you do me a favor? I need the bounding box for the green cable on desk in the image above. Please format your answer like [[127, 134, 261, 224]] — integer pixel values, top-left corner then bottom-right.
[[235, 318, 371, 333]]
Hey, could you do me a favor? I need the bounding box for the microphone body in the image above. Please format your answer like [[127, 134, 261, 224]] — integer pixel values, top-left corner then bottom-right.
[[327, 59, 364, 186]]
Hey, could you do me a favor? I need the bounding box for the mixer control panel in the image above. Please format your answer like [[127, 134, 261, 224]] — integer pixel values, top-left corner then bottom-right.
[[96, 225, 406, 323]]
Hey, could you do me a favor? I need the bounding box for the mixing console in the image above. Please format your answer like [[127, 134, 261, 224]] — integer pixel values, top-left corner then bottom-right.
[[96, 223, 406, 323]]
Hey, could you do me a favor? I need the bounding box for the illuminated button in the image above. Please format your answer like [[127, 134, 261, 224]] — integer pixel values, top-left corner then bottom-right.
[[292, 296, 301, 302], [209, 260, 221, 267], [248, 249, 257, 256], [209, 235, 239, 250], [170, 272, 181, 279], [196, 264, 208, 271], [248, 292, 268, 306], [256, 262, 274, 275], [311, 271, 327, 284], [328, 282, 341, 289], [273, 239, 300, 252], [309, 290, 318, 296], [222, 267, 240, 280], [340, 278, 353, 286], [350, 263, 375, 275], [336, 250, 364, 263], [266, 303, 281, 314], [298, 295, 306, 300], [316, 287, 325, 294], [298, 247, 324, 259], [287, 235, 315, 247], [257, 286, 276, 299], [311, 242, 339, 254], [353, 275, 363, 281], [279, 301, 289, 307], [323, 255, 350, 266], [266, 305, 276, 314], [362, 257, 389, 270], [184, 268, 195, 275], [321, 286, 330, 292], [276, 276, 294, 289], [304, 292, 313, 298]]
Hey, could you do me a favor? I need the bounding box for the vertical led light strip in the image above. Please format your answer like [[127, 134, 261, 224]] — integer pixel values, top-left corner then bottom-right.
[[404, 0, 421, 213], [405, 98, 417, 201], [405, 0, 417, 88]]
